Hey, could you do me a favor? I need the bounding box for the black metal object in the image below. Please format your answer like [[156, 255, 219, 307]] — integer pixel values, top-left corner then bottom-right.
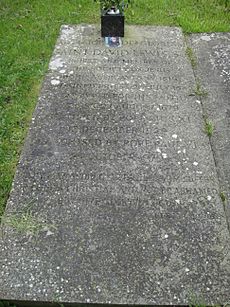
[[101, 13, 124, 37]]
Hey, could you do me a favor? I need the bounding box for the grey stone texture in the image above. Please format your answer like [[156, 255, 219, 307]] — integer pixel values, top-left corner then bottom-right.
[[0, 25, 230, 305], [190, 33, 230, 224]]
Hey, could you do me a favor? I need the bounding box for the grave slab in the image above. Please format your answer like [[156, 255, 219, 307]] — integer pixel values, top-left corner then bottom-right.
[[0, 25, 230, 305], [190, 33, 230, 224]]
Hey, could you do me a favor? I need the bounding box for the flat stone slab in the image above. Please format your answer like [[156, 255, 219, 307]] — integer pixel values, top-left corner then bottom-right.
[[1, 25, 230, 305], [190, 33, 230, 223]]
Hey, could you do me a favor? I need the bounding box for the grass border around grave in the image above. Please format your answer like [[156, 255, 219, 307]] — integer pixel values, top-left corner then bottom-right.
[[0, 0, 230, 218]]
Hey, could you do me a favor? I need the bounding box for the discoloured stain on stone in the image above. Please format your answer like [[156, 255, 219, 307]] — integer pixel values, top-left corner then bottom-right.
[[49, 56, 65, 70]]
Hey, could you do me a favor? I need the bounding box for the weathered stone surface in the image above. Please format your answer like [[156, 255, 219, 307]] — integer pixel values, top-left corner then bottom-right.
[[190, 33, 230, 224], [0, 26, 230, 305]]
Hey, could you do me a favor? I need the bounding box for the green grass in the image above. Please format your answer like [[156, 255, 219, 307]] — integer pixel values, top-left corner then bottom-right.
[[186, 47, 197, 68], [1, 208, 56, 236], [220, 191, 227, 203], [204, 119, 215, 137], [129, 0, 230, 32], [195, 81, 208, 97], [0, 0, 230, 218], [0, 301, 16, 307], [2, 211, 44, 236]]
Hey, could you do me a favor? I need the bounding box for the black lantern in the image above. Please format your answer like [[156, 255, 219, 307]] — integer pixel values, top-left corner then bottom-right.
[[101, 9, 124, 37], [100, 1, 125, 37]]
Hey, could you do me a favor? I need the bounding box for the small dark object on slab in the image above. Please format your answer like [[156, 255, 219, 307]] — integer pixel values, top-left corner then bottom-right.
[[101, 13, 124, 37]]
